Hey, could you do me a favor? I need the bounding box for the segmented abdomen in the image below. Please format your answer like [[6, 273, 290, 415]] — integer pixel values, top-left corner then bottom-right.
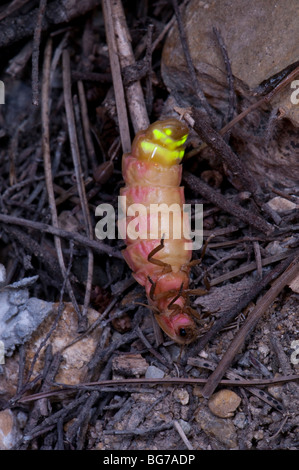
[[121, 118, 197, 344]]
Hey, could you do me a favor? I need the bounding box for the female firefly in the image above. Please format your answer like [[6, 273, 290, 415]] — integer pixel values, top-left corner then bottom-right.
[[121, 118, 205, 344]]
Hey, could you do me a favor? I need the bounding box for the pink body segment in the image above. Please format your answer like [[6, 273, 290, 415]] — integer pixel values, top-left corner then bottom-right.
[[121, 118, 198, 344]]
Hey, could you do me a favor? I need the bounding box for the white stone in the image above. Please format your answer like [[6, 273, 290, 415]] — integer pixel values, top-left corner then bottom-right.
[[267, 197, 297, 213], [145, 365, 165, 379], [0, 409, 22, 450]]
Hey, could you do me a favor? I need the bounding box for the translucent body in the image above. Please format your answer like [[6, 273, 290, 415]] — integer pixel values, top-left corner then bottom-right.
[[121, 119, 197, 344]]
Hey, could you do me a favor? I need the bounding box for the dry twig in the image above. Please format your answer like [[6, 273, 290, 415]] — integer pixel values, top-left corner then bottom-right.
[[201, 252, 299, 398], [62, 49, 95, 331], [172, 0, 213, 122], [32, 0, 48, 106], [0, 0, 31, 21], [0, 0, 102, 48], [112, 0, 149, 132], [185, 250, 298, 364], [190, 107, 263, 199], [77, 80, 97, 172], [16, 373, 299, 404], [184, 171, 272, 235], [173, 420, 194, 450], [41, 39, 81, 323], [213, 26, 236, 125], [0, 213, 122, 258], [102, 0, 131, 153]]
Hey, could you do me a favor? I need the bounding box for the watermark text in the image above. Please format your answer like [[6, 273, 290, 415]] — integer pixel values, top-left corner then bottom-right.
[[290, 340, 299, 365], [0, 340, 5, 364], [290, 80, 299, 105], [95, 197, 203, 250], [0, 81, 4, 104]]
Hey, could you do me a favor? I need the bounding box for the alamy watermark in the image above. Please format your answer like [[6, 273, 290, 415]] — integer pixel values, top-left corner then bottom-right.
[[0, 340, 4, 365], [290, 340, 299, 365], [290, 80, 299, 105], [95, 197, 203, 250], [0, 80, 4, 104]]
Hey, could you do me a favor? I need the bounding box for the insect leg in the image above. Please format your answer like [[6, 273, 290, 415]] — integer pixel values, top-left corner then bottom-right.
[[167, 282, 184, 309], [147, 275, 157, 301], [184, 305, 203, 320], [200, 233, 214, 257], [182, 234, 214, 270], [147, 276, 181, 304], [202, 269, 211, 290], [185, 287, 209, 296], [147, 237, 172, 273]]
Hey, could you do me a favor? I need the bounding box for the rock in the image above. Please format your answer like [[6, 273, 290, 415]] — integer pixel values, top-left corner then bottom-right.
[[26, 302, 102, 385], [192, 385, 204, 398], [267, 197, 297, 213], [0, 409, 22, 450], [258, 344, 270, 357], [0, 270, 54, 357], [195, 406, 238, 448], [195, 277, 256, 313], [168, 344, 181, 362], [265, 240, 287, 256], [253, 429, 264, 441], [161, 0, 299, 190], [16, 411, 28, 430], [162, 0, 298, 98], [0, 265, 6, 286], [178, 419, 191, 436], [233, 412, 247, 430], [268, 374, 284, 400], [289, 275, 299, 294], [145, 365, 164, 379], [0, 355, 20, 398], [208, 389, 241, 418], [112, 353, 148, 378], [174, 388, 189, 405]]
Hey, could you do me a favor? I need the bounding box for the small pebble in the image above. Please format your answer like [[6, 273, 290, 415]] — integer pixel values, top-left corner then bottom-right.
[[268, 374, 283, 400], [8, 289, 29, 306], [253, 429, 264, 441], [0, 409, 21, 450], [267, 196, 297, 213], [258, 344, 270, 356], [112, 353, 148, 378], [195, 407, 238, 448], [16, 411, 28, 430], [192, 385, 204, 397], [0, 265, 6, 286], [208, 389, 241, 418], [266, 240, 286, 256], [168, 344, 181, 362], [145, 365, 164, 379], [174, 388, 189, 405], [233, 412, 247, 429], [178, 419, 191, 436]]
